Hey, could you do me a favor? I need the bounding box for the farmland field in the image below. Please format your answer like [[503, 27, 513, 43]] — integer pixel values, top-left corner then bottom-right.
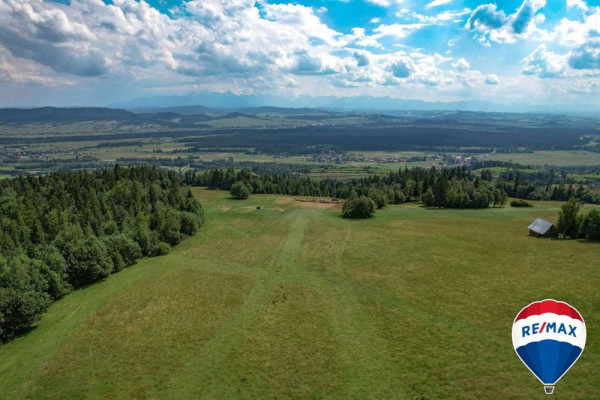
[[488, 151, 600, 167], [0, 189, 598, 399]]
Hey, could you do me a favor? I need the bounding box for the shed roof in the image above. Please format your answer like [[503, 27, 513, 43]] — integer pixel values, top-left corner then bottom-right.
[[528, 218, 554, 235]]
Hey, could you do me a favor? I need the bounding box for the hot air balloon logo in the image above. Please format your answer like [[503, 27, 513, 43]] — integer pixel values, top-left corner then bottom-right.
[[512, 299, 586, 395]]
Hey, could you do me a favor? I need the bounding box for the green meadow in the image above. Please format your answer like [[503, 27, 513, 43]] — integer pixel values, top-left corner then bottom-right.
[[488, 151, 600, 167], [0, 189, 598, 399]]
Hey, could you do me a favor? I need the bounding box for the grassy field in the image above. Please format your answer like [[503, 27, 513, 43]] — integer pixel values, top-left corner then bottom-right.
[[0, 190, 599, 399], [6, 137, 600, 181], [488, 151, 600, 166]]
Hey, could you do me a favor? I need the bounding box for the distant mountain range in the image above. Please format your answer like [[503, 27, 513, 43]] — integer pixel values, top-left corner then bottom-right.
[[0, 107, 138, 122], [0, 105, 340, 124], [1, 103, 598, 126], [110, 91, 600, 115], [131, 105, 329, 116]]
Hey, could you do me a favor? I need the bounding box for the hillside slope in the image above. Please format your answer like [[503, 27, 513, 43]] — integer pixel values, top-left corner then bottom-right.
[[0, 190, 598, 399], [0, 107, 138, 122]]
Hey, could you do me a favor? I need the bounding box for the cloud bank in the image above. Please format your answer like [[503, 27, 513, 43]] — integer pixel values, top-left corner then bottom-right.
[[0, 0, 597, 106]]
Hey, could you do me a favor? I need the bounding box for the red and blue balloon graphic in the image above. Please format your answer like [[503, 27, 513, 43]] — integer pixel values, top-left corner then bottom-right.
[[512, 299, 586, 394]]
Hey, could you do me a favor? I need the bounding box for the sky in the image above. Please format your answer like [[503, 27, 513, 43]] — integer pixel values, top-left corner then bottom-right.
[[0, 0, 599, 107]]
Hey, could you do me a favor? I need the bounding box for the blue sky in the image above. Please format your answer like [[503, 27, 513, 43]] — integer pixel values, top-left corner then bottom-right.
[[0, 0, 599, 107]]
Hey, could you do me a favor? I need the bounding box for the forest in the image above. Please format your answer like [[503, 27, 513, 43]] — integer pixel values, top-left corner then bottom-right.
[[557, 197, 600, 241], [183, 166, 508, 211], [2, 108, 598, 157], [496, 169, 599, 203], [0, 166, 204, 342], [184, 165, 600, 214], [179, 125, 593, 154], [2, 164, 597, 342]]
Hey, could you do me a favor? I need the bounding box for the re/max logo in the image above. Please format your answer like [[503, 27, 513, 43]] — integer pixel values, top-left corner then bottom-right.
[[522, 322, 577, 337]]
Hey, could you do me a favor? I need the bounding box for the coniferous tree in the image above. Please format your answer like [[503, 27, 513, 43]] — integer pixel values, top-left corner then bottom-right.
[[0, 166, 204, 342], [186, 167, 505, 210]]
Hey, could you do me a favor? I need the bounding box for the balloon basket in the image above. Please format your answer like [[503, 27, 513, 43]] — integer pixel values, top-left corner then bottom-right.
[[544, 386, 554, 395]]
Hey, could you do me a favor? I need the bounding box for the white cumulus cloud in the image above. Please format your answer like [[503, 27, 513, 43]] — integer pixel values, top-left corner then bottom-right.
[[365, 0, 404, 7], [566, 0, 588, 11], [452, 58, 470, 72], [522, 44, 567, 78], [426, 0, 452, 10], [485, 74, 500, 84], [466, 0, 547, 44]]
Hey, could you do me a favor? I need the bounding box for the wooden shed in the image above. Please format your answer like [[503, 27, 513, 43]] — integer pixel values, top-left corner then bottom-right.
[[528, 218, 557, 237]]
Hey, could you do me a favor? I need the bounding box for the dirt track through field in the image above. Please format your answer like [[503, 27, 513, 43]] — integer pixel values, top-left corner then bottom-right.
[[165, 210, 402, 399], [165, 212, 310, 398]]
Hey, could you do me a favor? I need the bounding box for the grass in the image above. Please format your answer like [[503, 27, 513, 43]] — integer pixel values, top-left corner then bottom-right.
[[488, 151, 600, 166], [0, 190, 599, 399]]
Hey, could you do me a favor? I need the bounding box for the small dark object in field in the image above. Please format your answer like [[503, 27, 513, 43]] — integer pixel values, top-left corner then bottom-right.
[[256, 206, 261, 210]]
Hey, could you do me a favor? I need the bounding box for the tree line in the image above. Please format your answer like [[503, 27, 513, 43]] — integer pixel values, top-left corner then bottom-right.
[[557, 198, 600, 241], [183, 167, 508, 218], [496, 169, 599, 204], [0, 166, 204, 342]]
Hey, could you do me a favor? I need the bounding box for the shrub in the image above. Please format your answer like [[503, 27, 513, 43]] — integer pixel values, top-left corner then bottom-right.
[[180, 211, 201, 236], [230, 181, 250, 200], [510, 199, 533, 207], [31, 245, 71, 299], [393, 190, 407, 204], [104, 234, 142, 272], [152, 242, 171, 256], [0, 257, 51, 341], [62, 237, 114, 289], [342, 196, 376, 219]]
